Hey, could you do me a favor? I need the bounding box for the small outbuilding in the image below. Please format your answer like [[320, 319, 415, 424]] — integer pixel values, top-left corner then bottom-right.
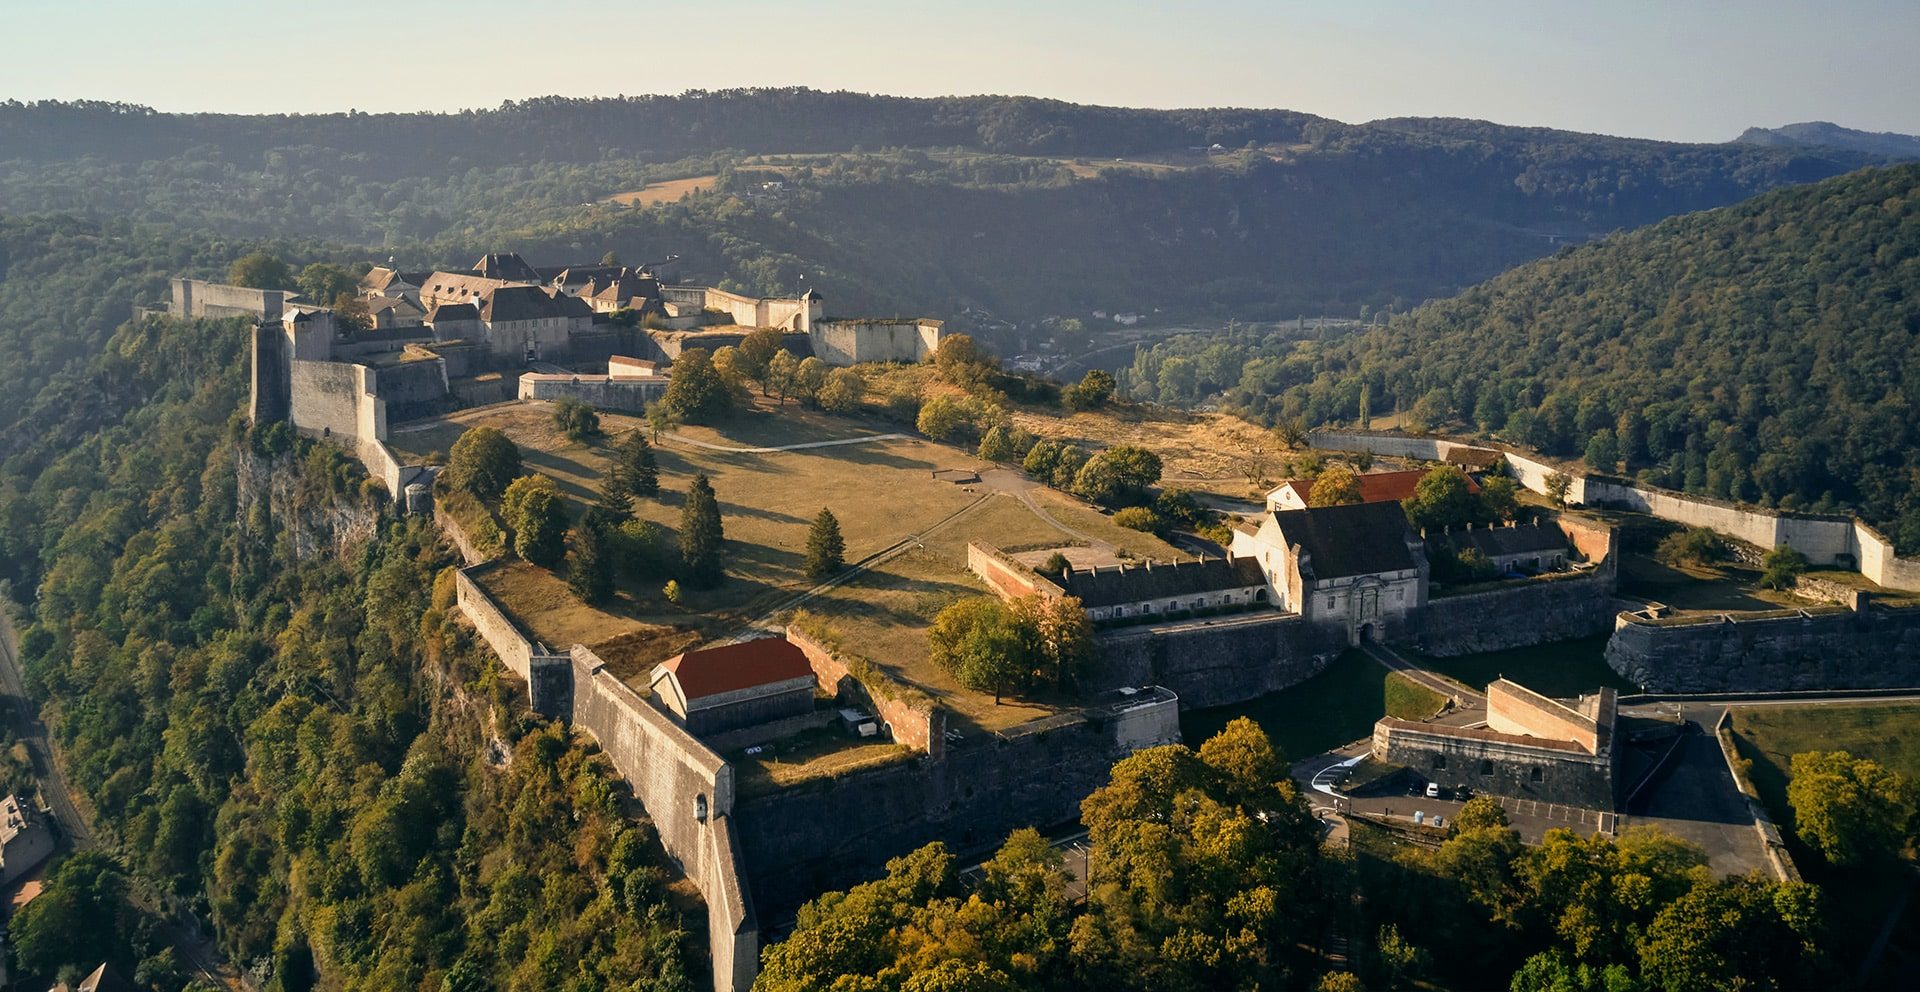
[[650, 637, 818, 736]]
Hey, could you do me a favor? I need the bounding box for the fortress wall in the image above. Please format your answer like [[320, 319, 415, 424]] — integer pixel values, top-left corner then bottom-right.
[[567, 646, 755, 992], [455, 565, 536, 680], [1855, 522, 1920, 590], [1486, 681, 1597, 752], [369, 359, 449, 415], [965, 542, 1063, 601], [518, 374, 669, 413], [288, 360, 366, 441], [1373, 719, 1615, 809], [810, 319, 942, 366], [1419, 571, 1618, 657], [172, 278, 284, 320], [1605, 607, 1920, 693], [736, 693, 1178, 918], [786, 626, 944, 757], [1092, 613, 1339, 708]]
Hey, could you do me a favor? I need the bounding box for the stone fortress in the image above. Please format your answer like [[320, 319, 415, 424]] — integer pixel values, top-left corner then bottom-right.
[[177, 250, 948, 518]]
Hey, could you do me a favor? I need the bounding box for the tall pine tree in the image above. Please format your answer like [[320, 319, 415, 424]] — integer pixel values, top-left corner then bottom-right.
[[805, 508, 846, 579], [568, 521, 615, 604], [679, 473, 725, 587], [612, 431, 659, 498]]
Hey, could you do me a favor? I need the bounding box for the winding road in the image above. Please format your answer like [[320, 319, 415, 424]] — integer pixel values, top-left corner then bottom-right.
[[663, 431, 911, 454]]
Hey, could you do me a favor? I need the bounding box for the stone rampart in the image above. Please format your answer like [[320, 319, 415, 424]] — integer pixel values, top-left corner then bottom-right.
[[736, 688, 1179, 917], [1486, 680, 1601, 753], [288, 360, 367, 441], [1092, 612, 1340, 708], [965, 541, 1065, 601], [1605, 605, 1920, 693], [1419, 571, 1617, 656], [809, 318, 944, 366], [172, 278, 284, 320], [568, 647, 757, 992], [1309, 429, 1920, 592], [786, 625, 944, 757], [518, 373, 670, 413]]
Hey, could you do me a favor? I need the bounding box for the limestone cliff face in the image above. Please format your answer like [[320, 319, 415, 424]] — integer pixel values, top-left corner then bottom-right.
[[234, 443, 384, 564]]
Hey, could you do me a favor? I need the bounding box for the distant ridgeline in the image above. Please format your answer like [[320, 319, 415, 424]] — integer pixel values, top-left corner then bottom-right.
[[0, 91, 1891, 321]]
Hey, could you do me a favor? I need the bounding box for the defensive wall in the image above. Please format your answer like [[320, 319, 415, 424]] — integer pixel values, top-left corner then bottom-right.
[[1486, 680, 1613, 755], [452, 564, 758, 992], [660, 286, 820, 332], [1309, 429, 1920, 592], [1372, 716, 1616, 810], [966, 542, 1064, 601], [1417, 515, 1620, 655], [518, 372, 670, 413], [172, 278, 284, 320], [1605, 603, 1920, 693], [809, 318, 945, 365], [1092, 612, 1341, 708], [734, 686, 1181, 917]]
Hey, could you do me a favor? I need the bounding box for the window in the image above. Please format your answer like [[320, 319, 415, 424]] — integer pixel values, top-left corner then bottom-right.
[[1327, 596, 1337, 610], [1480, 760, 1494, 775], [1529, 767, 1544, 783]]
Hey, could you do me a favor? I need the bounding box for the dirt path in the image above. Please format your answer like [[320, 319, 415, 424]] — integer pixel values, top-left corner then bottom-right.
[[1359, 641, 1486, 707], [664, 431, 911, 454]]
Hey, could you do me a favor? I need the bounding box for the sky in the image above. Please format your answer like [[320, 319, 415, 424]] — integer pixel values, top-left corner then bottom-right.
[[4, 0, 1917, 142]]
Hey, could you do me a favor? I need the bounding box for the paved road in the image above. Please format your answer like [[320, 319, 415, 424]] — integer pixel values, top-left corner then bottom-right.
[[663, 430, 911, 454]]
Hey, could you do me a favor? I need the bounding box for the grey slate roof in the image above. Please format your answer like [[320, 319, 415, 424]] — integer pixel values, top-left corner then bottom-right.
[[1056, 555, 1266, 608], [480, 285, 594, 323], [1427, 519, 1566, 559], [1270, 502, 1419, 579]]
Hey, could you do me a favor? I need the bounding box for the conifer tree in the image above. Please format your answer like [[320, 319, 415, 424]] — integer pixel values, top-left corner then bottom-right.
[[679, 473, 725, 586], [805, 508, 846, 579], [568, 521, 615, 604], [611, 431, 659, 498]]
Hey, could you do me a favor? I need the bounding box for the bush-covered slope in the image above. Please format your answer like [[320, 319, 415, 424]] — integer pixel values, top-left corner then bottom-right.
[[1286, 163, 1920, 547]]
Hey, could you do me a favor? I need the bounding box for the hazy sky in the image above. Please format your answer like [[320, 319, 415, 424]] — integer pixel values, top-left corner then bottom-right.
[[6, 0, 1916, 142]]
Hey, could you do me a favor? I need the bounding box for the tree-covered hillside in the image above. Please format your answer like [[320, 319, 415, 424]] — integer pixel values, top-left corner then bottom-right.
[[1278, 163, 1920, 548], [0, 89, 1887, 322]]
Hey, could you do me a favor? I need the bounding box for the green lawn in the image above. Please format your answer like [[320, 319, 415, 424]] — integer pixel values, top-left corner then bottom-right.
[[1417, 636, 1635, 699], [1182, 650, 1436, 762]]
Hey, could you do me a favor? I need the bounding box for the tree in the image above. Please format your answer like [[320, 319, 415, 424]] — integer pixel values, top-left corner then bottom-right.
[[977, 423, 1024, 462], [610, 431, 659, 501], [1063, 369, 1116, 411], [767, 350, 802, 405], [503, 475, 568, 567], [552, 397, 601, 442], [1635, 877, 1827, 992], [589, 482, 632, 527], [927, 597, 1028, 702], [1454, 795, 1510, 832], [1038, 551, 1071, 576], [1479, 475, 1520, 521], [330, 291, 371, 330], [663, 579, 683, 603], [804, 508, 846, 579], [1656, 527, 1725, 566], [739, 327, 785, 392], [792, 356, 829, 407], [228, 250, 294, 289], [918, 394, 970, 441], [934, 333, 991, 386], [1196, 716, 1282, 802], [1113, 506, 1161, 532], [660, 347, 734, 422], [1544, 471, 1573, 507], [645, 400, 680, 443], [1402, 466, 1479, 531], [1584, 429, 1621, 473], [819, 368, 866, 412], [444, 426, 521, 500], [1071, 445, 1162, 506], [298, 261, 359, 303], [10, 851, 134, 976], [679, 473, 726, 586], [1787, 750, 1916, 866], [1759, 545, 1809, 590], [568, 521, 616, 604], [1308, 465, 1363, 506]]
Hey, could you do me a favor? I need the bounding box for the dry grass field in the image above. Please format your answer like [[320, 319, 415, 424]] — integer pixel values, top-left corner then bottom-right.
[[407, 397, 1186, 717], [605, 175, 718, 206]]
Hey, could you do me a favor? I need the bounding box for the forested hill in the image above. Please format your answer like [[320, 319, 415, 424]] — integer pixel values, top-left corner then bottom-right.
[[0, 89, 1887, 322], [1287, 162, 1920, 549], [1734, 121, 1920, 159]]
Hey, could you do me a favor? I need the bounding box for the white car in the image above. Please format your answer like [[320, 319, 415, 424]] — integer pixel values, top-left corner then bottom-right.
[[1425, 782, 1442, 799]]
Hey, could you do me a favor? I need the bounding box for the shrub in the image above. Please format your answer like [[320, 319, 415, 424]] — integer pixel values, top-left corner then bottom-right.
[[552, 397, 601, 443], [1113, 507, 1163, 532], [1760, 545, 1809, 589], [1656, 527, 1726, 566]]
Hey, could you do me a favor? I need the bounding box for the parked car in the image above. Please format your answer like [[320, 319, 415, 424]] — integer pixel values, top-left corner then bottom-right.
[[1425, 782, 1442, 799]]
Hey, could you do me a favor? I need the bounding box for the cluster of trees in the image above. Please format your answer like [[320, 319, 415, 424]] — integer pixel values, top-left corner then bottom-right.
[[926, 595, 1094, 702], [0, 313, 696, 989], [760, 719, 1333, 990]]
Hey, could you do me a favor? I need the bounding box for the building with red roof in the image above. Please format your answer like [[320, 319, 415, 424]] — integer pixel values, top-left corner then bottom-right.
[[649, 637, 819, 736]]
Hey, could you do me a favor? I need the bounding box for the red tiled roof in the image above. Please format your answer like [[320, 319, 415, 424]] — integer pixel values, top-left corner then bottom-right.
[[1282, 469, 1479, 505], [659, 638, 813, 700]]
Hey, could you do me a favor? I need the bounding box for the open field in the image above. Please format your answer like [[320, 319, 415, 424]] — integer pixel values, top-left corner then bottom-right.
[[1416, 636, 1635, 698], [409, 398, 1186, 719], [605, 175, 718, 205], [1183, 650, 1427, 761], [1618, 552, 1799, 612], [730, 727, 916, 799]]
